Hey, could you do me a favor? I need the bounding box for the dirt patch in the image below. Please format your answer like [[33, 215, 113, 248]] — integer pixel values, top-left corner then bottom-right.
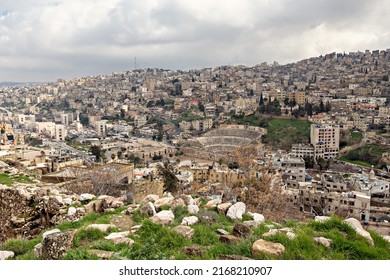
[[110, 214, 134, 231]]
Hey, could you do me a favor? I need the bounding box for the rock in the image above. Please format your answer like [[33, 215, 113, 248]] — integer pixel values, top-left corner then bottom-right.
[[219, 255, 253, 260], [187, 204, 199, 214], [382, 236, 390, 243], [252, 239, 285, 257], [344, 218, 374, 246], [83, 201, 95, 213], [265, 224, 275, 229], [41, 232, 74, 260], [79, 193, 96, 202], [170, 198, 186, 209], [140, 202, 156, 217], [315, 216, 331, 223], [111, 200, 124, 208], [233, 223, 253, 238], [105, 231, 130, 240], [216, 229, 230, 235], [142, 194, 160, 204], [220, 234, 240, 244], [173, 225, 195, 239], [204, 198, 221, 209], [112, 237, 135, 246], [248, 212, 265, 223], [226, 202, 246, 220], [262, 229, 279, 237], [86, 224, 116, 233], [0, 251, 14, 260], [182, 246, 205, 257], [179, 195, 196, 206], [34, 243, 43, 258], [42, 229, 61, 239], [314, 237, 333, 248], [150, 210, 175, 225], [103, 208, 116, 213], [243, 220, 260, 228], [279, 227, 293, 234], [217, 202, 232, 215], [67, 207, 77, 216], [181, 216, 199, 226], [53, 196, 64, 205], [286, 232, 297, 240], [88, 249, 113, 259], [154, 197, 174, 210], [63, 198, 72, 206], [130, 225, 142, 234]]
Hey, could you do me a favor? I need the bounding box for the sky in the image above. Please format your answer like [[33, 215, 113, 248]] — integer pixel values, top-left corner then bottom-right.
[[1, 0, 390, 82]]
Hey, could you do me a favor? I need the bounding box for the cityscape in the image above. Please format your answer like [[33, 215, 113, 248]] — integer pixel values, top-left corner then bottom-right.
[[0, 48, 390, 261]]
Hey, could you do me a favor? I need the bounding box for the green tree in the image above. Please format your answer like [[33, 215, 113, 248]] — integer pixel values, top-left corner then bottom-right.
[[90, 145, 102, 161], [157, 160, 178, 193]]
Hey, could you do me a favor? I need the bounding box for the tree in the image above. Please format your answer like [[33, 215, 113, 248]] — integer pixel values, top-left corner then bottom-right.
[[157, 160, 178, 193], [90, 145, 102, 161]]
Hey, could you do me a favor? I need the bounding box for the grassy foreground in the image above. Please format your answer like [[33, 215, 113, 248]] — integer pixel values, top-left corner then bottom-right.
[[1, 205, 390, 260]]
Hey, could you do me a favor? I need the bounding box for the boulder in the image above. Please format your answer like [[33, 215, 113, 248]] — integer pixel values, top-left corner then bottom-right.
[[216, 229, 230, 235], [187, 204, 199, 214], [252, 239, 285, 257], [244, 220, 261, 228], [247, 212, 265, 223], [0, 251, 14, 260], [233, 223, 253, 238], [140, 202, 156, 217], [105, 231, 130, 240], [279, 227, 293, 234], [79, 193, 96, 202], [181, 216, 199, 226], [142, 194, 160, 204], [173, 225, 195, 239], [154, 197, 174, 210], [344, 218, 374, 246], [314, 237, 333, 248], [88, 249, 113, 259], [41, 232, 74, 260], [179, 195, 196, 206], [217, 202, 232, 215], [382, 235, 390, 243], [34, 243, 43, 258], [86, 224, 116, 233], [286, 232, 297, 240], [315, 216, 331, 223], [182, 246, 205, 257], [67, 207, 77, 216], [262, 229, 279, 237], [204, 198, 221, 209], [130, 225, 142, 234], [111, 200, 124, 208], [170, 198, 186, 209], [219, 234, 240, 244], [42, 229, 61, 239], [150, 210, 175, 225], [226, 202, 246, 220], [112, 237, 135, 246], [63, 198, 73, 206]]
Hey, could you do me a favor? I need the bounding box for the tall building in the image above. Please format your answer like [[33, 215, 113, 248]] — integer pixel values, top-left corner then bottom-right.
[[310, 124, 340, 159]]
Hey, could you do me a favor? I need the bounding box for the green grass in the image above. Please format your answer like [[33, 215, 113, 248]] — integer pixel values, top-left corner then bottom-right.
[[339, 144, 388, 168], [262, 118, 311, 149], [0, 237, 42, 260], [0, 173, 35, 186]]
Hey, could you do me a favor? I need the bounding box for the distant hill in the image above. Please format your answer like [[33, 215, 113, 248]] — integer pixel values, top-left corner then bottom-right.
[[0, 81, 46, 88]]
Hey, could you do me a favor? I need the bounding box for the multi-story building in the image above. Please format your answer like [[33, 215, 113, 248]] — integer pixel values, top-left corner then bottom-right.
[[310, 124, 340, 159]]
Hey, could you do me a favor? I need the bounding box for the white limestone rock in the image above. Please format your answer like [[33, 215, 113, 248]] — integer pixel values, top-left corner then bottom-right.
[[86, 224, 117, 233], [226, 202, 246, 220], [0, 251, 15, 260], [181, 216, 199, 226], [247, 212, 265, 223], [344, 218, 374, 246], [150, 210, 175, 225]]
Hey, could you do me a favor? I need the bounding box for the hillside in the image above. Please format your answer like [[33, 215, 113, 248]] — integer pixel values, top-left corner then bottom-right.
[[1, 193, 390, 260]]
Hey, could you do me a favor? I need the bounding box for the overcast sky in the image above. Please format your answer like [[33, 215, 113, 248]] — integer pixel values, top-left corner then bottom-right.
[[1, 0, 390, 82]]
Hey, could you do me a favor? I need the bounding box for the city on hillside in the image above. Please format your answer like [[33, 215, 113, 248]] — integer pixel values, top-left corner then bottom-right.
[[1, 48, 390, 260]]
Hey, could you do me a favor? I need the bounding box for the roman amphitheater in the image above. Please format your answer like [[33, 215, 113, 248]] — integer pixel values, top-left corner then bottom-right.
[[180, 124, 265, 160]]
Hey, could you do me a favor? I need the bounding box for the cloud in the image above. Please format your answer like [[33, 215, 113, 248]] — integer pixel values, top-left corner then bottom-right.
[[0, 0, 389, 81]]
